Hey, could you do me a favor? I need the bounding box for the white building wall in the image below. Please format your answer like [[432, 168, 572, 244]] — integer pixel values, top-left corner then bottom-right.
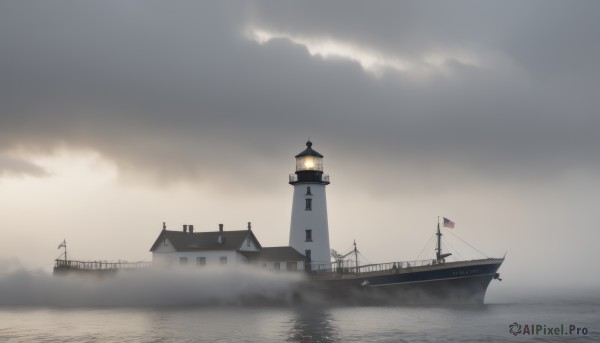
[[152, 247, 245, 268], [151, 237, 305, 272], [152, 238, 176, 267], [289, 183, 331, 268]]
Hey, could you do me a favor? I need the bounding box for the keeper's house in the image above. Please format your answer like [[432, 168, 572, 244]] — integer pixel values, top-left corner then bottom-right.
[[150, 223, 306, 272]]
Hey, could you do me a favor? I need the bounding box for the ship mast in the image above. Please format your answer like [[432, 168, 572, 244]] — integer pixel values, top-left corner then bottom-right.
[[436, 217, 452, 262], [330, 240, 360, 274], [353, 239, 359, 274]]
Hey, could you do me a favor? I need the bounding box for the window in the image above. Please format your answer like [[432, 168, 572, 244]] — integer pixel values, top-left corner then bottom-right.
[[306, 187, 312, 195], [305, 229, 312, 242], [179, 257, 188, 265], [305, 198, 312, 211], [220, 256, 227, 264], [163, 238, 168, 246], [197, 257, 206, 266], [274, 262, 280, 270], [286, 262, 297, 271], [305, 250, 312, 263], [246, 237, 251, 247]]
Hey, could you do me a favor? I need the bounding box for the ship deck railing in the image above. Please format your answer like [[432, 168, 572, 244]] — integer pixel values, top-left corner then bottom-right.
[[309, 257, 493, 276], [54, 259, 152, 271]]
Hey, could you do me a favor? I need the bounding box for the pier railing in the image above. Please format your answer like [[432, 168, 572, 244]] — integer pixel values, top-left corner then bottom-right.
[[54, 259, 152, 271]]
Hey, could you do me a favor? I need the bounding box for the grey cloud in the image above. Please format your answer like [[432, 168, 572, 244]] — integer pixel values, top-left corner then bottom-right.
[[0, 1, 599, 189], [0, 156, 48, 178]]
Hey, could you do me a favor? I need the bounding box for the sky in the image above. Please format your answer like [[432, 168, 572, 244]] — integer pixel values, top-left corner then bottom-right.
[[1, 1, 599, 299]]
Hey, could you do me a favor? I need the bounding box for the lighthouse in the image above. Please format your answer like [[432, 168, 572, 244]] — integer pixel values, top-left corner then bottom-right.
[[289, 141, 331, 270]]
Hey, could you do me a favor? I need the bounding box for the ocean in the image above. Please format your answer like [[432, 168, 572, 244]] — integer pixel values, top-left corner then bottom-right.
[[0, 269, 597, 342], [1, 302, 598, 342]]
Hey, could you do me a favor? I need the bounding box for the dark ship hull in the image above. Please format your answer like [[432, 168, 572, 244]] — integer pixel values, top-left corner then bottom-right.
[[302, 258, 504, 305]]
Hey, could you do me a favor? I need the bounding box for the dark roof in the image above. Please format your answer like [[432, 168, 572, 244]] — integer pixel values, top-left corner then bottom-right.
[[295, 141, 324, 158], [241, 246, 305, 262], [149, 229, 261, 252]]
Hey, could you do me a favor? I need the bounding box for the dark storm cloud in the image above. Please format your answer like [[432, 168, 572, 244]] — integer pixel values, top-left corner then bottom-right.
[[1, 1, 599, 187]]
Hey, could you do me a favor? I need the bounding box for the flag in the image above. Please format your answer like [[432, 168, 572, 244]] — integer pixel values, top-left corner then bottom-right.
[[57, 240, 66, 249], [443, 217, 455, 229]]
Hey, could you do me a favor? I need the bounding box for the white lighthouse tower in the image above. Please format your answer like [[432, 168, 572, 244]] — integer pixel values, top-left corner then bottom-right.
[[289, 141, 331, 270]]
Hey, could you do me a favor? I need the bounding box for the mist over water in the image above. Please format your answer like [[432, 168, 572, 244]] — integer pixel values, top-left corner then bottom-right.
[[1, 263, 598, 341], [0, 266, 303, 307], [2, 260, 598, 308]]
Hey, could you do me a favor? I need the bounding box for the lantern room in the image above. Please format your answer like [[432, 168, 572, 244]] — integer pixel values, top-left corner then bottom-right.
[[295, 141, 324, 172]]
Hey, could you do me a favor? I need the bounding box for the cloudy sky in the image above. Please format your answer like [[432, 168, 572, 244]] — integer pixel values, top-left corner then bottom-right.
[[1, 1, 599, 299]]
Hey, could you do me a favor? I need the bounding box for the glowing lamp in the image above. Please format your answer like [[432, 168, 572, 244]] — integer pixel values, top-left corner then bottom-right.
[[295, 141, 323, 172]]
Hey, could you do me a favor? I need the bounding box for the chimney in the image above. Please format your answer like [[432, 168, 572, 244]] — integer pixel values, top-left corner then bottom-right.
[[183, 224, 188, 233], [162, 222, 166, 230], [189, 225, 194, 233], [219, 223, 224, 233], [247, 222, 251, 231]]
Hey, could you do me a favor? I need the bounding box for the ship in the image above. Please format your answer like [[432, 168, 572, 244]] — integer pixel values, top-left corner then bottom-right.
[[53, 141, 504, 305], [302, 221, 504, 305]]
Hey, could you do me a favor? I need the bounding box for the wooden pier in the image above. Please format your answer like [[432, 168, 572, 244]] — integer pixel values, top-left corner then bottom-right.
[[54, 259, 152, 275]]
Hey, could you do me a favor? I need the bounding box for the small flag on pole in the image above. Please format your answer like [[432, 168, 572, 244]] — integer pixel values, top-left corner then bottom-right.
[[57, 240, 66, 249], [443, 217, 455, 229]]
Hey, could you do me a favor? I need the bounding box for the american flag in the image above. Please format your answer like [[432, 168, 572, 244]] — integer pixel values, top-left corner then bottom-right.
[[443, 217, 455, 229], [57, 239, 66, 249]]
